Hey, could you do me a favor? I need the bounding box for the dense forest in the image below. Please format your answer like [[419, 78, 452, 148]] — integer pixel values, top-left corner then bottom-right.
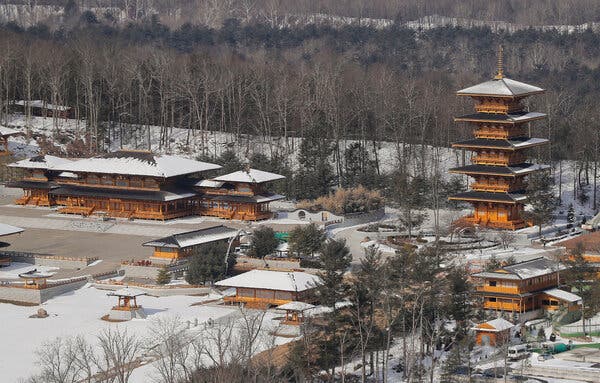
[[2, 11, 600, 203], [5, 0, 600, 26]]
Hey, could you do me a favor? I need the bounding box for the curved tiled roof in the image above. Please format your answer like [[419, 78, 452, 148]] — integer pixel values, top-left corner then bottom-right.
[[457, 77, 544, 97]]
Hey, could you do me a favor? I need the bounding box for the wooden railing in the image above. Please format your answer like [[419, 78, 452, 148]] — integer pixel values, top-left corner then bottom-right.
[[476, 285, 520, 294]]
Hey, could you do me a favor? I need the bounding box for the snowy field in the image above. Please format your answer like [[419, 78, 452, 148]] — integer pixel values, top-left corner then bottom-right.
[[0, 285, 241, 382]]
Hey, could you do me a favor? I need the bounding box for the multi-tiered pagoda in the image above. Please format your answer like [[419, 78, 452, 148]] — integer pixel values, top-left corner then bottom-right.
[[449, 49, 549, 230]]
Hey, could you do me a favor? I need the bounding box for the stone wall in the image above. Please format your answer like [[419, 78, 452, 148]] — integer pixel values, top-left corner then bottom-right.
[[119, 264, 161, 280], [5, 251, 95, 269], [0, 279, 87, 304], [93, 283, 214, 297]]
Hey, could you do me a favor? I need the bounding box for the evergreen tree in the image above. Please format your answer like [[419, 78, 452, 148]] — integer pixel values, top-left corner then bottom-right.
[[156, 266, 171, 285], [563, 243, 597, 335], [294, 111, 336, 199], [315, 239, 352, 308], [248, 226, 279, 258], [217, 150, 243, 174], [185, 242, 233, 285], [288, 223, 326, 258], [343, 142, 380, 189], [445, 267, 472, 325], [525, 171, 557, 236]]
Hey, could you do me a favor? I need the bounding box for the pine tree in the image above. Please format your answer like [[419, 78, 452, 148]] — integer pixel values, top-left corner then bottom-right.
[[156, 266, 171, 285], [288, 223, 326, 258], [315, 239, 352, 308], [185, 242, 232, 285], [525, 171, 557, 236], [248, 226, 279, 258], [294, 111, 336, 199]]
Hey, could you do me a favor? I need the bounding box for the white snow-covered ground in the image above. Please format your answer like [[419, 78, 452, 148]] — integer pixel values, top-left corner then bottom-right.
[[0, 284, 237, 382]]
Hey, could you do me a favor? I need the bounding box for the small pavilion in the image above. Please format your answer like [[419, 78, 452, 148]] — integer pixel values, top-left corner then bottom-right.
[[277, 301, 315, 325], [106, 288, 147, 321], [0, 223, 24, 266], [473, 318, 514, 346], [18, 269, 54, 289]]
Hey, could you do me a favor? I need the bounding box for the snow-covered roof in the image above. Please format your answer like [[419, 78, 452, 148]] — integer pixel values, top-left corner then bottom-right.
[[107, 288, 146, 297], [544, 288, 582, 303], [455, 112, 547, 124], [12, 100, 71, 111], [18, 269, 54, 279], [0, 125, 20, 137], [215, 270, 320, 292], [195, 179, 224, 188], [457, 77, 544, 97], [473, 257, 563, 280], [277, 301, 316, 311], [142, 225, 239, 249], [0, 223, 24, 237], [213, 169, 285, 184], [8, 155, 72, 170], [475, 318, 514, 332], [58, 171, 78, 179], [54, 150, 221, 178]]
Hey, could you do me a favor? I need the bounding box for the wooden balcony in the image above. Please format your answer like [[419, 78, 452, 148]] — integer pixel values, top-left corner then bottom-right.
[[471, 182, 511, 193], [461, 215, 527, 230], [476, 285, 520, 295], [203, 189, 255, 197]]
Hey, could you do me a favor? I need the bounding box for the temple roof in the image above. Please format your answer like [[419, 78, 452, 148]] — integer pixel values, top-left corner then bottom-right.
[[473, 318, 514, 332], [452, 137, 549, 151], [213, 169, 285, 184], [473, 257, 563, 280], [208, 193, 285, 204], [18, 269, 53, 279], [449, 191, 526, 204], [50, 185, 197, 202], [142, 225, 239, 249], [449, 163, 549, 177], [55, 150, 221, 178], [0, 125, 20, 137], [9, 155, 72, 170], [6, 180, 57, 190], [544, 288, 581, 303], [457, 77, 544, 97], [215, 269, 321, 292], [0, 223, 24, 237], [455, 111, 546, 124]]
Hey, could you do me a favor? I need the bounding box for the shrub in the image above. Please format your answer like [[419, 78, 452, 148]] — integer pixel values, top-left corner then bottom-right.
[[296, 186, 383, 215]]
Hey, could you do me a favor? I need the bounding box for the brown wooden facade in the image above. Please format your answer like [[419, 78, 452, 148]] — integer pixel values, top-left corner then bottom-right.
[[473, 258, 580, 317]]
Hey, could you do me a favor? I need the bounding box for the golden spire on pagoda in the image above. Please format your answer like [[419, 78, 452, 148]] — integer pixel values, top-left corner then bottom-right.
[[494, 45, 504, 79]]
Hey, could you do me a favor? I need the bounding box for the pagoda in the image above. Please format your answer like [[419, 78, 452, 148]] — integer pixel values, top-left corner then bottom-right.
[[449, 47, 549, 230]]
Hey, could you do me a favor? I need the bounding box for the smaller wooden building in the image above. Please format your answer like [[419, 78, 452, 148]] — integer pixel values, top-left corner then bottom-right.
[[11, 100, 73, 119], [19, 269, 54, 289], [8, 155, 73, 206], [216, 269, 320, 309], [277, 301, 315, 325], [473, 318, 514, 346], [0, 125, 20, 156], [473, 257, 581, 320], [197, 168, 285, 221], [142, 225, 240, 260]]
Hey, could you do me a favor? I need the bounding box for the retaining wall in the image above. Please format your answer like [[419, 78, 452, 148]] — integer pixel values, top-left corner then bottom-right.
[[119, 264, 161, 280], [236, 256, 319, 274], [93, 282, 214, 297], [3, 251, 95, 269], [0, 279, 87, 304]]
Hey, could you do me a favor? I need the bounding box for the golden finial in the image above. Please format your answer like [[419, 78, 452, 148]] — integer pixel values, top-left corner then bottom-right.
[[495, 45, 504, 79]]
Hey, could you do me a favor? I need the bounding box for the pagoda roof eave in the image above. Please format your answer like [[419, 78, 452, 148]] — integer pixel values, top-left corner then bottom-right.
[[454, 112, 546, 124], [449, 191, 527, 204], [456, 77, 545, 97], [449, 163, 550, 177], [452, 137, 549, 151]]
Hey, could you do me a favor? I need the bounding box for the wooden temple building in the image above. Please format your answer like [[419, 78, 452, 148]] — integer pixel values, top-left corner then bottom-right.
[[473, 257, 581, 321], [142, 225, 240, 260], [0, 125, 20, 156], [8, 151, 286, 221], [216, 269, 320, 309], [8, 155, 73, 206], [196, 168, 285, 221], [449, 48, 550, 230]]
